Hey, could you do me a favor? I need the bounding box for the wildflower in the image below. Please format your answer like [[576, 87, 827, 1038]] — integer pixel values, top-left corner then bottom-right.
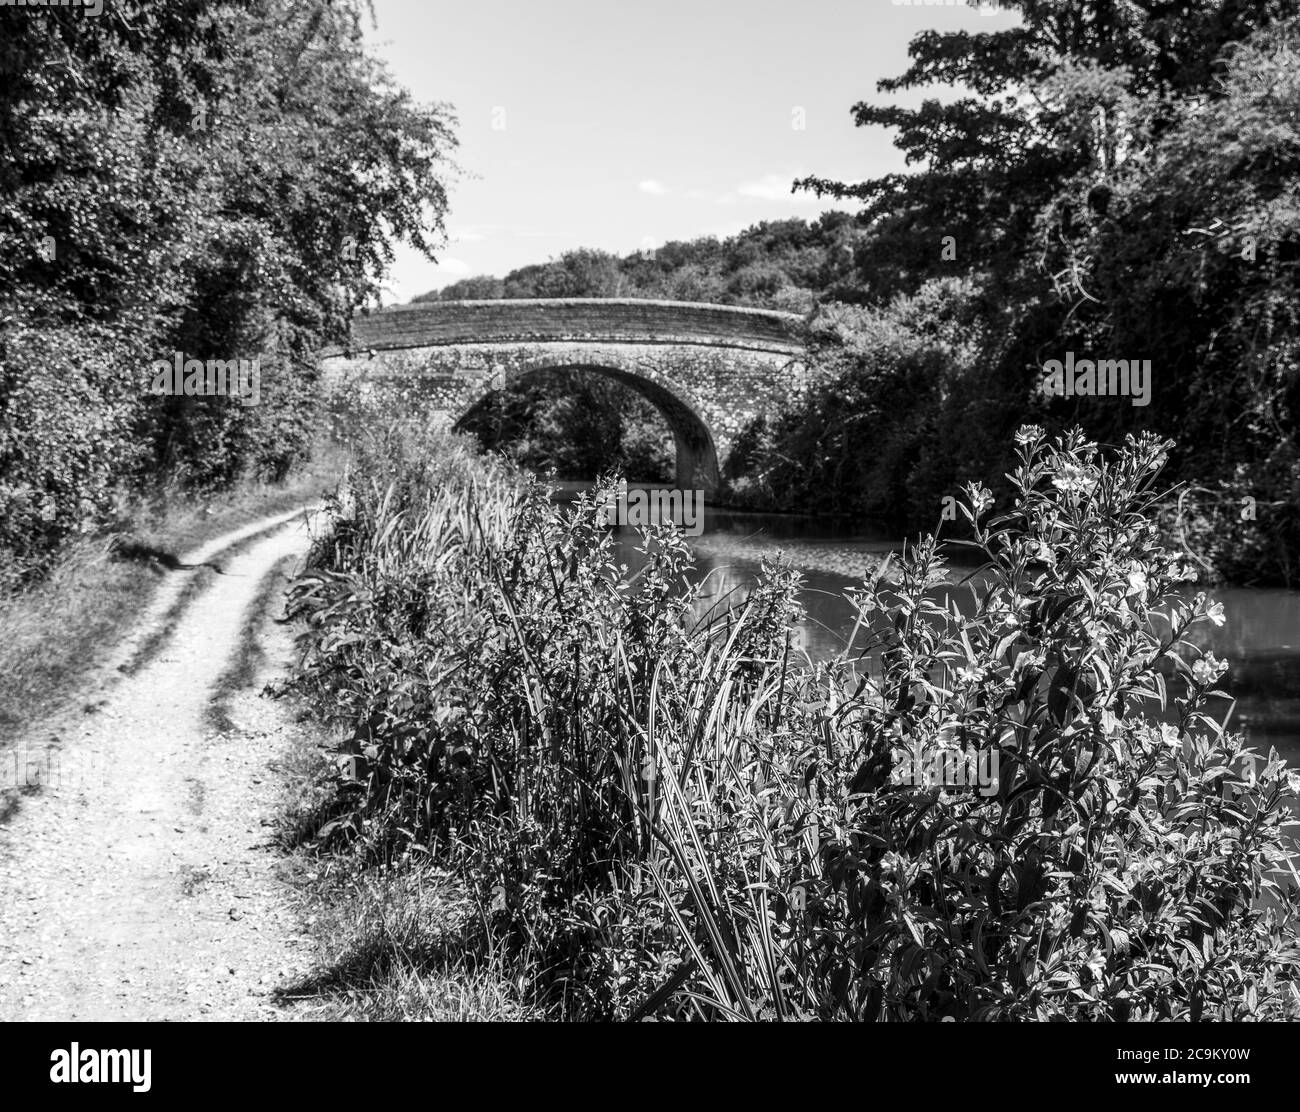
[[1157, 723, 1180, 750], [1052, 460, 1097, 495], [1015, 425, 1044, 446], [1085, 950, 1107, 980], [1204, 600, 1226, 627], [966, 482, 995, 516], [1192, 653, 1227, 685], [1125, 566, 1148, 596]]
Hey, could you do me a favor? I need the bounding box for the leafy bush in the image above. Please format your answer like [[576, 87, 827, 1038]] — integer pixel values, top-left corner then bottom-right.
[[725, 279, 1001, 532], [456, 367, 674, 483], [678, 427, 1300, 1019], [289, 425, 1300, 1019], [0, 320, 146, 584]]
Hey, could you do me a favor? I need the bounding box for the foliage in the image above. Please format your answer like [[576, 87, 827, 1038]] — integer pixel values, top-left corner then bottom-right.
[[421, 215, 861, 310], [285, 429, 718, 1016], [457, 368, 673, 483], [0, 0, 456, 578], [288, 424, 1300, 1020], [781, 3, 1300, 584], [682, 427, 1300, 1019], [0, 321, 144, 585], [727, 278, 1005, 534]]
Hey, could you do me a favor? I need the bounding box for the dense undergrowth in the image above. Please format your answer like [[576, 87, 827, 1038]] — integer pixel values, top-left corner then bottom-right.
[[285, 422, 1300, 1020]]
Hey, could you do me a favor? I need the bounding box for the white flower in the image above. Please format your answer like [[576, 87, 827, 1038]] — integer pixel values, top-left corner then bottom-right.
[[967, 483, 995, 516], [1015, 425, 1045, 446], [1192, 653, 1227, 685], [1051, 461, 1097, 495], [1204, 600, 1226, 627], [1158, 723, 1181, 750]]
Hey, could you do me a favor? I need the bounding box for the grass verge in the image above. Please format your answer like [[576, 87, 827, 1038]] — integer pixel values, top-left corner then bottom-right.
[[271, 709, 538, 1021]]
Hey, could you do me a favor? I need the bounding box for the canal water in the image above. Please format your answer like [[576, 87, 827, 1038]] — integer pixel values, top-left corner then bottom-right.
[[561, 485, 1300, 770]]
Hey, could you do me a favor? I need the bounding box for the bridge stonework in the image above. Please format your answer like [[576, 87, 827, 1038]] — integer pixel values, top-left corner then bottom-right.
[[321, 299, 808, 490]]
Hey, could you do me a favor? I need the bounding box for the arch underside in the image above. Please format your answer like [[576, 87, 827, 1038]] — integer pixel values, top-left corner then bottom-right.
[[455, 360, 721, 491]]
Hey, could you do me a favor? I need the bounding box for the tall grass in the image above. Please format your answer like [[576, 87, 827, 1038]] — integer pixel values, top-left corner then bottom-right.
[[287, 423, 1300, 1020]]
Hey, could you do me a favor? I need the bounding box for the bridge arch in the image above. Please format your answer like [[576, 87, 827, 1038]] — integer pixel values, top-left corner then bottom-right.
[[452, 351, 721, 489]]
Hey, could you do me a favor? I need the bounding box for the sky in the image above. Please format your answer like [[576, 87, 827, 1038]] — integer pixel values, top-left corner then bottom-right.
[[364, 0, 1016, 303]]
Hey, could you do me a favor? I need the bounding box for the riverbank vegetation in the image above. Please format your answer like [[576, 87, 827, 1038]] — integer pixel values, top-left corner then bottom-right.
[[282, 419, 1300, 1020]]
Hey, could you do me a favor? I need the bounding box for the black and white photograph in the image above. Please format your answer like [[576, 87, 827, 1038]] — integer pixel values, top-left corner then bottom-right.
[[2, 0, 1299, 1091]]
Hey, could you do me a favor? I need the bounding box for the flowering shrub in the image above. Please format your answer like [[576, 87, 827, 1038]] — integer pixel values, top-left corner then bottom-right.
[[680, 427, 1300, 1019], [289, 425, 1300, 1019]]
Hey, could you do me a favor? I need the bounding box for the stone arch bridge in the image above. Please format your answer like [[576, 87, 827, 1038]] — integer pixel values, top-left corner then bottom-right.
[[321, 299, 808, 490]]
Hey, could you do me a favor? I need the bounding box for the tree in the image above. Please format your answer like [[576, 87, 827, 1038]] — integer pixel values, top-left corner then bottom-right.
[[0, 1, 457, 577]]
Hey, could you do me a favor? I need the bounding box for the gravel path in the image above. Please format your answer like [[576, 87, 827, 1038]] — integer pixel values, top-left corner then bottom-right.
[[0, 510, 321, 1021]]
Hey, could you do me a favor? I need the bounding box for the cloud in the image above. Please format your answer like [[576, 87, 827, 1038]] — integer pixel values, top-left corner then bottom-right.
[[435, 256, 471, 276], [638, 180, 669, 196], [733, 173, 821, 205]]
